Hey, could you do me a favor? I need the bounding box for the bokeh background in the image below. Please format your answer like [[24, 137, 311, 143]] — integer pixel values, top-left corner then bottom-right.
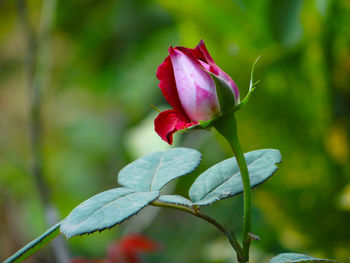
[[1, 0, 349, 262]]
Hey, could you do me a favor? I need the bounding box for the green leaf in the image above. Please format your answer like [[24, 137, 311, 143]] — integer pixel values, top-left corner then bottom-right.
[[270, 253, 340, 263], [4, 223, 60, 263], [208, 71, 237, 114], [158, 195, 194, 207], [118, 147, 201, 191], [60, 188, 159, 238], [189, 149, 281, 206]]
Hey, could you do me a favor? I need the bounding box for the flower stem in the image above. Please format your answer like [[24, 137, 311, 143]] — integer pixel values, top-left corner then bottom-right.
[[151, 201, 243, 261], [213, 114, 252, 262]]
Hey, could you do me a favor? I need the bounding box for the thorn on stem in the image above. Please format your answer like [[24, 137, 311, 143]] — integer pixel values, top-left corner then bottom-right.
[[248, 233, 260, 241]]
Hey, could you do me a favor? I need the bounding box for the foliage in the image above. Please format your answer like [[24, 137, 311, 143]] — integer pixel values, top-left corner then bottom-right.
[[6, 147, 282, 262], [270, 253, 339, 263]]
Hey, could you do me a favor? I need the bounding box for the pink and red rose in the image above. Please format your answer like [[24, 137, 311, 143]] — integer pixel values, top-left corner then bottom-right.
[[154, 40, 240, 144]]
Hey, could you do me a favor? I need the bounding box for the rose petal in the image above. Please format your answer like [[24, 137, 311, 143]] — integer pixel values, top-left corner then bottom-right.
[[156, 56, 189, 121], [119, 234, 160, 253], [193, 40, 215, 65], [197, 59, 211, 71], [169, 47, 219, 122], [195, 40, 240, 104], [154, 110, 197, 144]]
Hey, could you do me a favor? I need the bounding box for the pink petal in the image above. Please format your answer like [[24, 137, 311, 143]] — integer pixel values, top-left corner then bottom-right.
[[154, 110, 197, 145], [194, 40, 240, 103], [197, 59, 211, 71], [169, 47, 219, 122], [156, 56, 190, 122]]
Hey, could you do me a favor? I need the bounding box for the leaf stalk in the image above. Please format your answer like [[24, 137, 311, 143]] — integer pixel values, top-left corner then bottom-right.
[[151, 201, 243, 261]]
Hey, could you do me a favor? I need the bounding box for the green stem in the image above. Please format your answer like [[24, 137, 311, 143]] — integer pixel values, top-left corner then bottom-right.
[[4, 223, 61, 263], [213, 114, 251, 262], [151, 201, 243, 261]]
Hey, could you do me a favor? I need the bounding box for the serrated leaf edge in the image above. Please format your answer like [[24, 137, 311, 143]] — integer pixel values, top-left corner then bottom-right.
[[191, 149, 282, 206], [270, 253, 340, 263], [158, 195, 194, 208], [60, 191, 160, 238]]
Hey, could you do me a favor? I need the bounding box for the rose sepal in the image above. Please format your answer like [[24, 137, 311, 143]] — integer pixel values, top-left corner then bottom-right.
[[180, 112, 234, 134], [179, 119, 214, 133], [206, 71, 238, 114], [231, 56, 260, 113]]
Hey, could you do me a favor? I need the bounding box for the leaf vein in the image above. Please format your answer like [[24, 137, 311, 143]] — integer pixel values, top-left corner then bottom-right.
[[150, 152, 165, 191], [200, 152, 268, 201], [65, 191, 136, 232]]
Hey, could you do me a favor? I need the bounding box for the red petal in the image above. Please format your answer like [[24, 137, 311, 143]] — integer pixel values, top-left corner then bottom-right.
[[120, 234, 161, 253], [154, 110, 197, 145], [193, 40, 215, 65], [156, 55, 189, 122], [107, 234, 161, 263], [123, 252, 140, 263]]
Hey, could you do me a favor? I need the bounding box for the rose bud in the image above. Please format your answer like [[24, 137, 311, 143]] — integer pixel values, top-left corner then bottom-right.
[[154, 40, 240, 144]]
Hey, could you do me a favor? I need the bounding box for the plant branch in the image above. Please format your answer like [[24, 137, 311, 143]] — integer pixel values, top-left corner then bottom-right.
[[151, 201, 243, 261]]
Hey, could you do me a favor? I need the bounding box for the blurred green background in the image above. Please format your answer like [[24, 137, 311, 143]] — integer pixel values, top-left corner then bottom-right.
[[1, 0, 349, 262]]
